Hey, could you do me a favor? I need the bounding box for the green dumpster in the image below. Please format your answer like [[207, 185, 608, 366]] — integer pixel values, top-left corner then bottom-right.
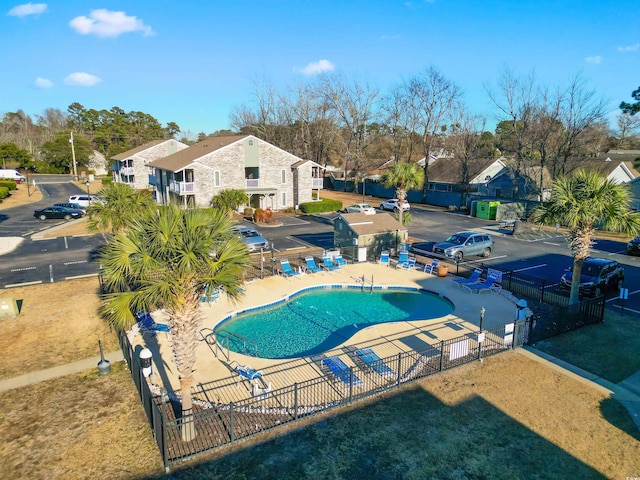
[[476, 201, 500, 220]]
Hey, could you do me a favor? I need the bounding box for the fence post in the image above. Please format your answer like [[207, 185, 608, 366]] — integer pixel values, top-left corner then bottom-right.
[[396, 353, 402, 387], [161, 389, 169, 472], [294, 383, 298, 420], [540, 279, 546, 303], [508, 271, 513, 291], [230, 402, 235, 443], [349, 367, 354, 402], [439, 340, 445, 371], [512, 321, 518, 349]]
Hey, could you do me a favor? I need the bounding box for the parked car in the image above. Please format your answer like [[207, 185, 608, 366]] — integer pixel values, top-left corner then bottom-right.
[[379, 199, 410, 212], [68, 195, 102, 208], [559, 257, 624, 297], [232, 225, 270, 252], [432, 231, 494, 261], [34, 206, 84, 221], [626, 237, 640, 256], [343, 203, 376, 215], [54, 202, 86, 214]]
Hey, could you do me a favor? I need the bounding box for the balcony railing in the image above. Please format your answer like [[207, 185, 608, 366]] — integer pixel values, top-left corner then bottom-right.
[[312, 178, 324, 189], [246, 178, 259, 188], [148, 175, 157, 186], [170, 180, 195, 195], [118, 166, 135, 176]]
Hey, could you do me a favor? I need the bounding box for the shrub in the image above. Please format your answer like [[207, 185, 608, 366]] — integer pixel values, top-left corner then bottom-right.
[[101, 177, 113, 185], [243, 207, 254, 217], [0, 186, 9, 200], [299, 198, 342, 213], [0, 180, 18, 191]]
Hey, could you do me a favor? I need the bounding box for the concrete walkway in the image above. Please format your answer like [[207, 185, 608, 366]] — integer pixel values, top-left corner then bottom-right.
[[0, 350, 124, 393]]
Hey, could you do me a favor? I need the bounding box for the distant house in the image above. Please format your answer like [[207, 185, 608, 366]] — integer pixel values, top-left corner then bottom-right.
[[111, 139, 189, 190], [333, 212, 408, 261], [563, 151, 640, 184], [87, 151, 107, 176], [147, 135, 324, 210]]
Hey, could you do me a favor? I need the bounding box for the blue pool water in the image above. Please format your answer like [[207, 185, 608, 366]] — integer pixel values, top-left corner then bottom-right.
[[214, 286, 454, 359]]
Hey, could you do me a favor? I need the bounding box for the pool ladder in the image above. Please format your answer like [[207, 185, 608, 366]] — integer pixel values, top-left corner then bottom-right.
[[213, 330, 259, 360]]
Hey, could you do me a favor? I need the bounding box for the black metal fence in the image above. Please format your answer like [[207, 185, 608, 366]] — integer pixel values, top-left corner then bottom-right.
[[120, 319, 525, 469]]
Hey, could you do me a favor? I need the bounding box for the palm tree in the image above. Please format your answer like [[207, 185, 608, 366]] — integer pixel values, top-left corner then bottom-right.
[[210, 189, 249, 217], [381, 161, 425, 225], [87, 183, 156, 234], [531, 169, 640, 305], [98, 205, 251, 441]]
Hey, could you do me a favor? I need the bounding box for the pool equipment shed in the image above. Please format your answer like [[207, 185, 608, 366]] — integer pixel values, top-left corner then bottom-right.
[[332, 212, 407, 261]]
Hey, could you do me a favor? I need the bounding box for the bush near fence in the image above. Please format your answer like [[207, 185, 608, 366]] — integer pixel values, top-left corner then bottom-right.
[[298, 198, 342, 213]]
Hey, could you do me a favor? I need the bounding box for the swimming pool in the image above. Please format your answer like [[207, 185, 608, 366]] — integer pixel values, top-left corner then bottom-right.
[[213, 286, 454, 359]]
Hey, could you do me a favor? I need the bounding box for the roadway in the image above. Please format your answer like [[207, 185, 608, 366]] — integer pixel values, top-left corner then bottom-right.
[[1, 182, 638, 316]]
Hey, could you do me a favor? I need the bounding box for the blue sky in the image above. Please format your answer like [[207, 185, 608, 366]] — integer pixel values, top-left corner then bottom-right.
[[2, 0, 638, 138]]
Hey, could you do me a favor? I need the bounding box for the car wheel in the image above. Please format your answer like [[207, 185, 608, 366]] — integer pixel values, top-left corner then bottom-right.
[[593, 287, 603, 297], [39, 214, 47, 221], [380, 204, 385, 210], [482, 247, 491, 257], [393, 207, 399, 213], [64, 214, 72, 220], [454, 252, 463, 261]]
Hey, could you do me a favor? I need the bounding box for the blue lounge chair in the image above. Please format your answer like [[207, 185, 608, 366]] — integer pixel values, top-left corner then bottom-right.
[[322, 255, 339, 271], [335, 254, 348, 268], [401, 257, 417, 270], [200, 283, 222, 303], [136, 311, 170, 335], [236, 365, 264, 385], [424, 259, 439, 274], [280, 259, 301, 277], [356, 348, 395, 378], [395, 250, 409, 268], [305, 256, 322, 273], [451, 268, 483, 288], [321, 357, 363, 386], [379, 250, 390, 266], [463, 275, 502, 294]]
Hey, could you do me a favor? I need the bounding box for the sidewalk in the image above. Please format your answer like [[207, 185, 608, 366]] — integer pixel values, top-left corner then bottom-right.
[[0, 350, 124, 393]]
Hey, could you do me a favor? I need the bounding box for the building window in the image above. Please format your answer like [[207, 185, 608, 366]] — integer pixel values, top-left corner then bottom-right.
[[281, 169, 286, 184], [281, 191, 286, 207], [214, 170, 221, 187]]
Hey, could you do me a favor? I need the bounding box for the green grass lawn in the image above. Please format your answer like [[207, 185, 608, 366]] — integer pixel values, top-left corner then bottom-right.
[[531, 310, 640, 383]]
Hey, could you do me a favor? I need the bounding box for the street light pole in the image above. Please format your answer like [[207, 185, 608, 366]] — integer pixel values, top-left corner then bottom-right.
[[85, 180, 91, 199], [70, 131, 78, 181], [478, 306, 485, 361]]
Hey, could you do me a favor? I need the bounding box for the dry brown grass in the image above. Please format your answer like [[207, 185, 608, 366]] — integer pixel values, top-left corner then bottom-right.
[[0, 182, 43, 210], [0, 278, 120, 379]]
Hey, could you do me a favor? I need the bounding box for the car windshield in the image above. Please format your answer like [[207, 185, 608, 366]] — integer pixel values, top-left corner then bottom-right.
[[445, 234, 468, 245], [239, 229, 260, 238], [361, 204, 372, 209], [582, 263, 604, 276]]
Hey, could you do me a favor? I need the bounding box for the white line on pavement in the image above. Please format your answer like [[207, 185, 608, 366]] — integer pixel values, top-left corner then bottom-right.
[[543, 242, 562, 246], [512, 264, 547, 272]]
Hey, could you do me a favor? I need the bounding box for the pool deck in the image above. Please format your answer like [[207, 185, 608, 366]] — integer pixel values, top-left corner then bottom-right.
[[132, 261, 523, 402]]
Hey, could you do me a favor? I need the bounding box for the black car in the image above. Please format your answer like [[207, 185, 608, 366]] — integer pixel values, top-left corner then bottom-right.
[[54, 202, 87, 214], [559, 257, 624, 297], [34, 206, 84, 221], [627, 237, 640, 256]]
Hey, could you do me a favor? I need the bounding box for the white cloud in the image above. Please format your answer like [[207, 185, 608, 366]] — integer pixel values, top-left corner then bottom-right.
[[618, 43, 640, 52], [296, 59, 335, 76], [585, 55, 602, 65], [7, 2, 47, 17], [64, 72, 102, 87], [34, 77, 53, 88], [69, 9, 154, 38]]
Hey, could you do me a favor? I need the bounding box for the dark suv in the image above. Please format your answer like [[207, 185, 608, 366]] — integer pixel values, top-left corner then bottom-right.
[[559, 257, 624, 297]]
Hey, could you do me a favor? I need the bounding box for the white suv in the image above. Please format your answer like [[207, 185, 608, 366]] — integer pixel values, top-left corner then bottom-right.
[[68, 195, 101, 208]]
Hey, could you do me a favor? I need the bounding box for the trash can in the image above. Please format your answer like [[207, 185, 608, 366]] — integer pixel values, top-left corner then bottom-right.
[[357, 247, 367, 262], [515, 299, 528, 320], [476, 201, 500, 220]]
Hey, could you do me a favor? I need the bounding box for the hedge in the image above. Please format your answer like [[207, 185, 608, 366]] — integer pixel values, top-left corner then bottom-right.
[[298, 198, 342, 213], [0, 180, 18, 191], [0, 186, 9, 200]]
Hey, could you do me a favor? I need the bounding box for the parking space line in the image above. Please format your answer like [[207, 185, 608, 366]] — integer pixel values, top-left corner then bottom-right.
[[4, 280, 43, 288], [611, 304, 640, 314], [543, 241, 562, 246], [513, 264, 546, 272]]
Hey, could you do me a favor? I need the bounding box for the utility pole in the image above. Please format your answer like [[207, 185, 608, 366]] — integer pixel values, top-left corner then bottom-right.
[[70, 131, 78, 181]]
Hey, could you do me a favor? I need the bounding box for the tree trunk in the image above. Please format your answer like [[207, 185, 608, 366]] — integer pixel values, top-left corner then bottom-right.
[[569, 257, 584, 306], [180, 375, 195, 441]]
